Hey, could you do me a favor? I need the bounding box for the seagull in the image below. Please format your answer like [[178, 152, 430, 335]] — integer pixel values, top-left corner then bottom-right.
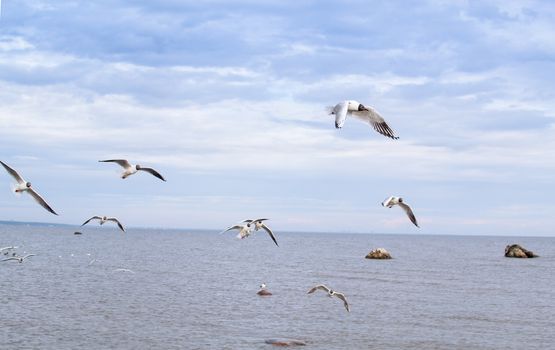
[[113, 268, 134, 273], [2, 254, 36, 263], [220, 223, 252, 240], [382, 196, 419, 227], [81, 216, 126, 232], [1, 246, 18, 256], [327, 100, 398, 139], [242, 218, 279, 246], [0, 161, 58, 215], [99, 159, 166, 181], [307, 284, 350, 312], [257, 283, 272, 296]]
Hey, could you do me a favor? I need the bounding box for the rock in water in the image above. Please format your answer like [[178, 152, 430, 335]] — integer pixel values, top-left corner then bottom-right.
[[74, 231, 83, 235], [365, 248, 392, 259], [257, 289, 272, 296], [265, 339, 306, 346], [505, 244, 538, 258]]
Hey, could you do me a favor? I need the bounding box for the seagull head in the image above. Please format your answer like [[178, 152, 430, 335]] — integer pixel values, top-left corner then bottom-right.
[[398, 197, 403, 203], [26, 182, 31, 188], [260, 283, 266, 289], [357, 103, 368, 111], [135, 165, 141, 170]]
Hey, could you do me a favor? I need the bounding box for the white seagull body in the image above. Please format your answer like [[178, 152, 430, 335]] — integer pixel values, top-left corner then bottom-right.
[[307, 284, 350, 312], [328, 100, 398, 139], [2, 254, 36, 263], [220, 224, 252, 240], [99, 159, 166, 181], [242, 218, 279, 246], [81, 216, 126, 232], [382, 196, 419, 227], [0, 161, 58, 215]]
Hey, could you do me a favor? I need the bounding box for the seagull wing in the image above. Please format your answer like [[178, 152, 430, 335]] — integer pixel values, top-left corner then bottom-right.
[[351, 107, 399, 139], [220, 224, 244, 234], [27, 188, 58, 215], [99, 159, 132, 170], [107, 217, 126, 232], [22, 254, 36, 260], [81, 216, 102, 226], [1, 257, 19, 262], [331, 101, 349, 129], [307, 284, 331, 294], [252, 218, 270, 223], [0, 161, 26, 184], [333, 292, 350, 312], [382, 196, 395, 207], [242, 219, 254, 223], [260, 223, 279, 247], [398, 202, 419, 227], [138, 167, 166, 182]]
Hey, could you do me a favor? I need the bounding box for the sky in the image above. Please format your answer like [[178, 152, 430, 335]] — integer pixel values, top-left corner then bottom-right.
[[0, 0, 554, 236]]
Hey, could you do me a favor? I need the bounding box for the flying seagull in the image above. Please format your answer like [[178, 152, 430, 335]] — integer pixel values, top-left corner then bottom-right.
[[327, 100, 398, 139], [0, 161, 58, 215], [2, 254, 36, 263], [81, 216, 126, 232], [99, 159, 166, 181], [382, 196, 419, 227], [242, 218, 279, 246], [307, 284, 350, 312], [220, 223, 252, 240]]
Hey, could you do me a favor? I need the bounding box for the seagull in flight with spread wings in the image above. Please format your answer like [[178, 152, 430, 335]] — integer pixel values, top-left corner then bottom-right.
[[99, 159, 166, 181], [81, 216, 126, 232], [307, 284, 350, 312], [242, 218, 279, 246], [2, 254, 36, 263], [220, 223, 252, 240], [382, 196, 419, 227], [328, 100, 398, 139], [0, 161, 58, 215]]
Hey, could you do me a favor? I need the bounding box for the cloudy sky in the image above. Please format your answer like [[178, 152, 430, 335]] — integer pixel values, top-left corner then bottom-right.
[[0, 0, 554, 236]]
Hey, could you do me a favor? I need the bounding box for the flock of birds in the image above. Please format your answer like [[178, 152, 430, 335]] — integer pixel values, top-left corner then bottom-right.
[[1, 100, 420, 313]]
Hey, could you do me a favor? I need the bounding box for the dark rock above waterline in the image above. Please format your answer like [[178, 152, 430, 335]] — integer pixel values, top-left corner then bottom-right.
[[505, 244, 538, 258], [365, 248, 392, 259]]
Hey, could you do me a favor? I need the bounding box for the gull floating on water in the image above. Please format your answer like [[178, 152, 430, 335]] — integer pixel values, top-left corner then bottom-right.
[[99, 159, 166, 181], [2, 254, 36, 263], [327, 100, 398, 139], [0, 161, 58, 215], [81, 216, 126, 232], [382, 196, 419, 227], [242, 218, 279, 246], [220, 223, 252, 240], [307, 284, 350, 312]]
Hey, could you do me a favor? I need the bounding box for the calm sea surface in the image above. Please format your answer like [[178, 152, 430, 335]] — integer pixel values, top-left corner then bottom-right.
[[1, 224, 554, 349]]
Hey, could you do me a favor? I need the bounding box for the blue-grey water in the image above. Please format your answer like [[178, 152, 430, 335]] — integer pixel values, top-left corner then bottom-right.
[[1, 224, 554, 349]]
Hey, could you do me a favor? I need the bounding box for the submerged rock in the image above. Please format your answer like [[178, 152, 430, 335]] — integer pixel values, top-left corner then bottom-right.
[[264, 338, 306, 346], [365, 248, 392, 259], [505, 244, 538, 258]]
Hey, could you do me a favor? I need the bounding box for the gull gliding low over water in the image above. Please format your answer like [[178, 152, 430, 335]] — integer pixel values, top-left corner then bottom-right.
[[2, 254, 36, 263], [242, 218, 279, 246], [81, 216, 126, 232], [382, 196, 419, 227], [0, 161, 58, 215], [328, 100, 399, 139], [307, 284, 350, 312], [99, 159, 166, 181]]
